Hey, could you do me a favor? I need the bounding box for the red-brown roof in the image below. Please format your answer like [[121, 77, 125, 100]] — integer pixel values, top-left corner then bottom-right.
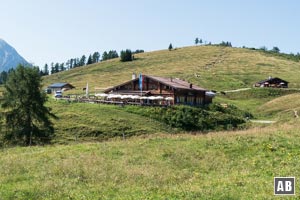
[[146, 75, 207, 91], [104, 75, 208, 93]]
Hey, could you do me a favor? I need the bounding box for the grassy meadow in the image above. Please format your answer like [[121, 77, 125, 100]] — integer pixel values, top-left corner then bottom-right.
[[215, 88, 300, 120], [1, 45, 300, 199], [47, 99, 170, 144], [1, 124, 300, 199], [42, 45, 300, 94]]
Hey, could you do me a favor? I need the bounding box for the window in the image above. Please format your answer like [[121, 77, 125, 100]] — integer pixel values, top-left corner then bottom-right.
[[196, 97, 203, 105], [149, 84, 157, 90], [187, 96, 194, 104]]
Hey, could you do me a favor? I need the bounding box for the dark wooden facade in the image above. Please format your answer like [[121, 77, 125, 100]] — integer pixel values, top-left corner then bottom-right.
[[254, 77, 288, 88], [104, 75, 213, 105]]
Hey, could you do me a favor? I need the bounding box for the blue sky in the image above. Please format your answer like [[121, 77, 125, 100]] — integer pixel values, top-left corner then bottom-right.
[[1, 0, 299, 67]]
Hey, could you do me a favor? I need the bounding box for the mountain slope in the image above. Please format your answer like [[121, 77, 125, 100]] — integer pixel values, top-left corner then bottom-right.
[[43, 46, 300, 93], [0, 39, 29, 71]]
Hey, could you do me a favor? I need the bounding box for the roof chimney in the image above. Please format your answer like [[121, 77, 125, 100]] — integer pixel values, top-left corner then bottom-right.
[[132, 73, 136, 80], [170, 77, 173, 82], [190, 83, 193, 88]]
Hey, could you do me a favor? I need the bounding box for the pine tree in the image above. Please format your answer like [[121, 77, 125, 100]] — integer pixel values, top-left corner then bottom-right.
[[272, 46, 280, 53], [1, 65, 56, 145], [102, 51, 108, 61], [87, 54, 93, 65], [79, 55, 86, 66], [59, 63, 65, 71], [92, 52, 100, 63], [70, 59, 74, 69], [195, 38, 199, 45], [73, 58, 80, 68], [120, 49, 133, 62], [54, 63, 59, 73], [43, 64, 49, 75], [0, 71, 8, 84], [108, 50, 118, 59], [168, 43, 173, 51]]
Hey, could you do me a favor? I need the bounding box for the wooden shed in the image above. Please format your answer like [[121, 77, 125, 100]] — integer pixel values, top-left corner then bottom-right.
[[48, 82, 75, 93], [254, 77, 288, 88]]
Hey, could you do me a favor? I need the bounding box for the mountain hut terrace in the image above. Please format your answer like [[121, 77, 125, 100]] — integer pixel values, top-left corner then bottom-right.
[[102, 74, 214, 106]]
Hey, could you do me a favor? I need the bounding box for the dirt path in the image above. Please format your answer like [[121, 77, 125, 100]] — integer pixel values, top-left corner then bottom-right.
[[224, 88, 251, 93], [250, 120, 276, 124]]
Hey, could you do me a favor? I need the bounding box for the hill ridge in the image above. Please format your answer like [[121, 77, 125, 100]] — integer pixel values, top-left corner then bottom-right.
[[43, 46, 300, 94]]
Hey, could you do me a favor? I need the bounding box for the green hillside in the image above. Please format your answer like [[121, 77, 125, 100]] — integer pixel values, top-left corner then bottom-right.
[[47, 99, 170, 144], [39, 45, 300, 140], [2, 45, 300, 199], [1, 125, 300, 199], [257, 93, 300, 120], [215, 88, 300, 119], [43, 46, 300, 94]]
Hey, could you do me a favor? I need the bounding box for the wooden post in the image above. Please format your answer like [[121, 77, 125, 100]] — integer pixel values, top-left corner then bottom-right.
[[294, 110, 299, 118]]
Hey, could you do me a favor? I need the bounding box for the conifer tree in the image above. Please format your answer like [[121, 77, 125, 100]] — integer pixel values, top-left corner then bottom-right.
[[87, 54, 93, 65], [168, 43, 173, 51], [1, 65, 55, 145], [195, 38, 199, 45]]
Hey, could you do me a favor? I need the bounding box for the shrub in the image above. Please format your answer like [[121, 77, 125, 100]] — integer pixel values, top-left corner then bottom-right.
[[123, 103, 249, 132]]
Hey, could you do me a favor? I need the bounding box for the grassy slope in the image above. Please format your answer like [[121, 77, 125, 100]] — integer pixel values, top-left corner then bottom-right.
[[257, 93, 300, 120], [42, 46, 300, 94], [48, 99, 170, 143], [42, 45, 300, 120], [1, 124, 300, 199], [1, 46, 300, 199], [215, 88, 300, 119]]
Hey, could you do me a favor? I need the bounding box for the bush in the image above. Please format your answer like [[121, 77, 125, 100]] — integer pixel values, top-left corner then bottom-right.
[[123, 103, 250, 132]]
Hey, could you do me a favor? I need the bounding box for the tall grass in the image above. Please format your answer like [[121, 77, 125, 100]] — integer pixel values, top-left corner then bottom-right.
[[1, 124, 300, 199]]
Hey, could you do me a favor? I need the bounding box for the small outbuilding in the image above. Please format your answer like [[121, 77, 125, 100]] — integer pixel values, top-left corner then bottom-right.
[[254, 77, 288, 88], [47, 82, 75, 93]]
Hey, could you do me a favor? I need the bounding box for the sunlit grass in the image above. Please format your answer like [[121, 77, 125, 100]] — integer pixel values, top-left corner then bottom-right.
[[42, 46, 300, 94], [47, 99, 170, 144], [1, 45, 300, 199], [1, 124, 300, 199]]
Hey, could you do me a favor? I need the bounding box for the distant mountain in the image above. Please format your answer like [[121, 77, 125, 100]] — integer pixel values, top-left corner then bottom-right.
[[0, 39, 30, 72]]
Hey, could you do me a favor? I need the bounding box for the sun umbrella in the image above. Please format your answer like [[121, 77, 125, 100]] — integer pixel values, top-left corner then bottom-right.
[[205, 91, 216, 97], [165, 97, 174, 100], [121, 95, 131, 99], [155, 96, 164, 100], [95, 93, 108, 97], [113, 94, 122, 98], [148, 96, 157, 100], [131, 95, 140, 99]]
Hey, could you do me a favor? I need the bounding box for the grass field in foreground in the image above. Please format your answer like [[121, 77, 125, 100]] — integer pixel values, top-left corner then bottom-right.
[[1, 123, 300, 199]]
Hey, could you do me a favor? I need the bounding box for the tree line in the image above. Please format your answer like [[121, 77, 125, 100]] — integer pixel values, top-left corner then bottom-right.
[[245, 46, 300, 62], [192, 37, 300, 61], [41, 51, 102, 76], [40, 49, 144, 76]]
